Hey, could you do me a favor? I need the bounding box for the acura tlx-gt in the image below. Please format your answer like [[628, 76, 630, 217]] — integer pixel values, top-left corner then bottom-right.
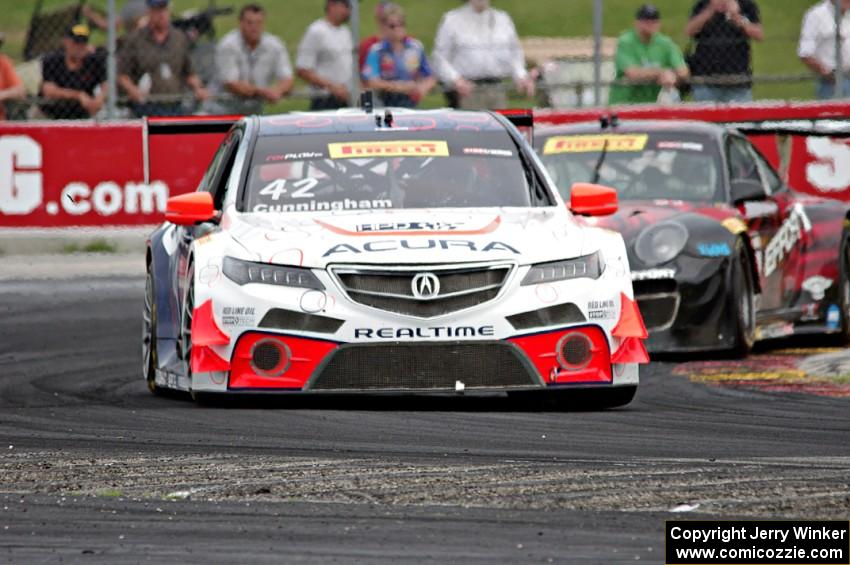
[[142, 109, 648, 407]]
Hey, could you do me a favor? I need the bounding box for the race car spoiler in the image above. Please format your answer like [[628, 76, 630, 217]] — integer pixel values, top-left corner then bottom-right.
[[145, 115, 241, 135], [729, 119, 850, 138], [496, 109, 534, 143]]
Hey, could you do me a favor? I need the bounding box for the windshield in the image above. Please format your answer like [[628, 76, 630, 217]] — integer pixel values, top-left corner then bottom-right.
[[538, 132, 723, 203], [242, 131, 535, 213]]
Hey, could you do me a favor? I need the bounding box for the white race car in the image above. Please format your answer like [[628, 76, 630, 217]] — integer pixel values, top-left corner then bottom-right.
[[143, 109, 648, 407]]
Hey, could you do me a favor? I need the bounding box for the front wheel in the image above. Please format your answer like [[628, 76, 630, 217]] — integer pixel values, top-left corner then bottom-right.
[[729, 241, 756, 358], [142, 267, 162, 395], [511, 386, 637, 410], [838, 230, 850, 343]]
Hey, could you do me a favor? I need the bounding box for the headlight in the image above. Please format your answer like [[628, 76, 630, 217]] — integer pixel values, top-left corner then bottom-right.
[[223, 257, 325, 290], [634, 222, 688, 266], [521, 251, 604, 286]]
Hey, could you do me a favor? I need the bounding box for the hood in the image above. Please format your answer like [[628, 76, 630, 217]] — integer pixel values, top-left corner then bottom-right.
[[581, 200, 741, 242], [223, 208, 592, 268]]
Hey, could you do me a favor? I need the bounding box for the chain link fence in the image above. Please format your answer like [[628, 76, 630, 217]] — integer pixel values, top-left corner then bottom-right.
[[0, 0, 846, 121]]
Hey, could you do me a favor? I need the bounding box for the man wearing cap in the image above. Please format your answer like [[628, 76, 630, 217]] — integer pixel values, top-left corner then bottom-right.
[[0, 33, 26, 121], [118, 0, 209, 117], [432, 0, 534, 110], [39, 24, 107, 119], [296, 0, 353, 110], [609, 4, 689, 105], [208, 3, 293, 115]]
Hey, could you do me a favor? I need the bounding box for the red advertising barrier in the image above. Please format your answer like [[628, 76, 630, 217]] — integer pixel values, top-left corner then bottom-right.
[[0, 121, 225, 228], [536, 101, 850, 201], [2, 102, 850, 228]]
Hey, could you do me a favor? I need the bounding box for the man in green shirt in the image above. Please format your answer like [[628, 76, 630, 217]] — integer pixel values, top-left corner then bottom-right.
[[609, 4, 689, 105]]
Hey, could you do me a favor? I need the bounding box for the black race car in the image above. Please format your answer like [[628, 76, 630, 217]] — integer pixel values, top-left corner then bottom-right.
[[535, 120, 850, 354]]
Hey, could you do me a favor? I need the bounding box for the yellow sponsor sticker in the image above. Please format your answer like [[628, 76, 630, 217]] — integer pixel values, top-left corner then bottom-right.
[[328, 140, 450, 159], [721, 217, 748, 235], [542, 134, 648, 155]]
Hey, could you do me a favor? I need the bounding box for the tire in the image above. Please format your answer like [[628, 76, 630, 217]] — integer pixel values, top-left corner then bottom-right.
[[511, 385, 638, 411], [838, 230, 850, 344], [179, 262, 195, 390], [729, 240, 756, 358], [142, 266, 162, 395], [548, 386, 638, 410]]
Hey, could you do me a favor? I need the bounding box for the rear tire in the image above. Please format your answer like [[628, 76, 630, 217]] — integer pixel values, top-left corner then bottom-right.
[[729, 240, 756, 358]]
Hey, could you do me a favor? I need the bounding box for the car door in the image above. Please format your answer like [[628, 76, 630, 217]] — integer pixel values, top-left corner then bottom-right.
[[749, 140, 808, 313]]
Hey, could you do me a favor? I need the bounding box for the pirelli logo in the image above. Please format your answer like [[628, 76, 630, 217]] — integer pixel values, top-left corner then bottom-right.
[[542, 134, 648, 155], [328, 141, 450, 159]]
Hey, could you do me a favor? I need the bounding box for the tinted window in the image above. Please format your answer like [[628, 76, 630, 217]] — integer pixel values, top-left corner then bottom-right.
[[241, 131, 534, 213], [728, 136, 762, 184], [538, 131, 722, 202]]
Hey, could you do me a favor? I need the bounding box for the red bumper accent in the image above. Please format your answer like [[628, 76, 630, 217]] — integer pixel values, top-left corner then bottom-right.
[[229, 332, 339, 390], [190, 300, 231, 373], [612, 293, 648, 339], [509, 326, 612, 384], [611, 337, 650, 364]]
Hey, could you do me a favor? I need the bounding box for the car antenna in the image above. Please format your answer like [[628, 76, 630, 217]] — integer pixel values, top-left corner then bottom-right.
[[591, 139, 609, 184]]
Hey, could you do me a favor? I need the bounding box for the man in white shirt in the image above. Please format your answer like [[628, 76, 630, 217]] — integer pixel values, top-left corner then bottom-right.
[[432, 0, 534, 109], [798, 0, 850, 99], [210, 3, 293, 115], [296, 0, 353, 110]]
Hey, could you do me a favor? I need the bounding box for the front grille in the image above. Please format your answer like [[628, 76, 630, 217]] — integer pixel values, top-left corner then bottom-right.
[[633, 279, 677, 295], [332, 264, 511, 318], [636, 294, 680, 331], [309, 342, 539, 391]]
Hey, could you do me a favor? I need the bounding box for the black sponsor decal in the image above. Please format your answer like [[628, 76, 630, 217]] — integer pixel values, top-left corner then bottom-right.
[[354, 326, 496, 339]]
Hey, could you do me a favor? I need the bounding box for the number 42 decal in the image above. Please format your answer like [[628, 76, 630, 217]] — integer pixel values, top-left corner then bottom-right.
[[258, 178, 318, 201]]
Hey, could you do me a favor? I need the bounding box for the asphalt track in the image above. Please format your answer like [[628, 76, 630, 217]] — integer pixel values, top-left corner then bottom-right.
[[1, 269, 848, 564]]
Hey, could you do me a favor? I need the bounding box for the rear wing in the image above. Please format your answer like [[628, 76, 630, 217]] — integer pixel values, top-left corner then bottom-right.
[[143, 116, 240, 185], [729, 119, 850, 138], [495, 109, 534, 144]]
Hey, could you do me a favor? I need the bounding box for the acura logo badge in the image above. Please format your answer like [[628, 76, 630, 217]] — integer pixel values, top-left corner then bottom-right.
[[412, 272, 440, 299]]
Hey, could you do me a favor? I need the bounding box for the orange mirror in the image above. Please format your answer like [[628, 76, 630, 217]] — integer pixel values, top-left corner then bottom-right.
[[165, 192, 216, 226], [569, 183, 618, 216]]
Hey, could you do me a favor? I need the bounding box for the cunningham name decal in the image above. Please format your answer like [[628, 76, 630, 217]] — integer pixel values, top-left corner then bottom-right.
[[354, 326, 496, 339], [323, 240, 521, 257]]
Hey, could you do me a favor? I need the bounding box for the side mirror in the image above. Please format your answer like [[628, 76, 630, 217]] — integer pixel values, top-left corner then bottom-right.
[[165, 192, 216, 226], [730, 179, 767, 204], [569, 182, 618, 216]]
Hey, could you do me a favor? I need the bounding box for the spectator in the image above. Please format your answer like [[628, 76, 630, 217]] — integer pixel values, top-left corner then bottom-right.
[[296, 0, 353, 111], [0, 33, 26, 121], [118, 0, 209, 117], [208, 4, 293, 115], [432, 0, 534, 110], [361, 4, 436, 108], [609, 4, 689, 105], [359, 1, 392, 71], [39, 25, 107, 120], [799, 0, 850, 100], [686, 0, 763, 103]]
